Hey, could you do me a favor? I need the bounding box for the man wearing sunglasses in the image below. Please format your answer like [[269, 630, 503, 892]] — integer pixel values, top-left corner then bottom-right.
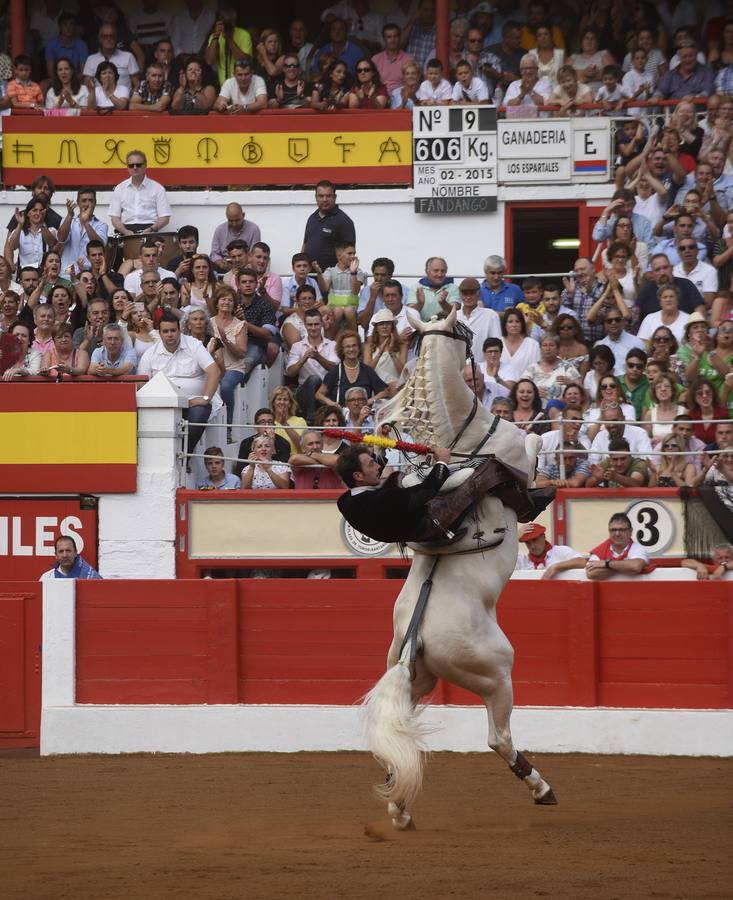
[[594, 310, 645, 375], [618, 349, 649, 420], [267, 54, 308, 108], [637, 253, 706, 320], [109, 150, 171, 237], [672, 239, 718, 307]]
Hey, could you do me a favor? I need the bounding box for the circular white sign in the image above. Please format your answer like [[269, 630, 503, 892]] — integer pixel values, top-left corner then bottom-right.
[[341, 522, 392, 557], [624, 500, 675, 554]]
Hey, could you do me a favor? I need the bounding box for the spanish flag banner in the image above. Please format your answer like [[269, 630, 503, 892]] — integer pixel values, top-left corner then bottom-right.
[[0, 384, 138, 493]]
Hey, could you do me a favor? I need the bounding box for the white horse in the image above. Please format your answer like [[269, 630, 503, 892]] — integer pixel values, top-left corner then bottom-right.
[[364, 309, 557, 829]]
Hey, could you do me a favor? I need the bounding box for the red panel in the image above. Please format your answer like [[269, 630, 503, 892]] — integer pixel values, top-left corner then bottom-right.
[[0, 382, 137, 412], [0, 586, 41, 748], [2, 463, 136, 494]]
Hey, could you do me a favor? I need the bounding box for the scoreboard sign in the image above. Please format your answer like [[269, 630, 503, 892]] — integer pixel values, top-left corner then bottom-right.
[[412, 106, 497, 214]]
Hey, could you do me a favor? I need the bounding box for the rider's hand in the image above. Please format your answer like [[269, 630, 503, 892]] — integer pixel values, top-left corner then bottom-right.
[[434, 447, 452, 464]]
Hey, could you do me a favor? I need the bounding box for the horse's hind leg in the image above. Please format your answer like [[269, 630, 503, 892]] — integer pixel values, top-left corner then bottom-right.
[[482, 677, 557, 805]]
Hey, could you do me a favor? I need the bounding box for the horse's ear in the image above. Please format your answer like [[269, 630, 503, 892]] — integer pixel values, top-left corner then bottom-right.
[[406, 309, 425, 332], [444, 306, 458, 328]]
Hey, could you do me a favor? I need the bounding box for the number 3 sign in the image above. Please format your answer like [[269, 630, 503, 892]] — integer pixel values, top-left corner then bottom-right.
[[625, 500, 675, 554]]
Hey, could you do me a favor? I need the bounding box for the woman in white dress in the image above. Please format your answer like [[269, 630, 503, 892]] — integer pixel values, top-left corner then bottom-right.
[[45, 57, 92, 109], [500, 308, 540, 376]]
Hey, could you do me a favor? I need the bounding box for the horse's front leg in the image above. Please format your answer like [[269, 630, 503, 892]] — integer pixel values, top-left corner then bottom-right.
[[482, 675, 557, 806]]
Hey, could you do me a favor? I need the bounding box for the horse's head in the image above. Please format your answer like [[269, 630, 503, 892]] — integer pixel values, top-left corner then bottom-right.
[[407, 307, 474, 373]]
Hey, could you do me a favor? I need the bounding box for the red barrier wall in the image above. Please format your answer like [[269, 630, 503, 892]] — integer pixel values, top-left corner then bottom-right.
[[0, 584, 41, 748], [74, 578, 733, 710]]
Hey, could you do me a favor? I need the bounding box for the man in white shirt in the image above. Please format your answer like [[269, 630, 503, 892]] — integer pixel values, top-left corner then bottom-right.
[[503, 55, 551, 109], [137, 313, 221, 455], [585, 512, 650, 579], [286, 308, 339, 423], [214, 56, 268, 114], [171, 0, 215, 56], [416, 58, 452, 104], [672, 239, 718, 307], [457, 276, 501, 361], [593, 311, 645, 375], [451, 60, 489, 103], [539, 409, 590, 462], [588, 404, 653, 465], [464, 361, 509, 409], [514, 522, 586, 579], [366, 279, 413, 344], [123, 238, 175, 295], [83, 23, 140, 92], [109, 150, 171, 236]]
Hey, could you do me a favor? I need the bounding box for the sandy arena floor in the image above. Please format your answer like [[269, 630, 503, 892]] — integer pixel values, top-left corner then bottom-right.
[[1, 751, 730, 900]]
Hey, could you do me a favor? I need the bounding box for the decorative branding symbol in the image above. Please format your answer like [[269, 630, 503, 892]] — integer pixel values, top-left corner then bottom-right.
[[288, 137, 309, 163], [241, 136, 263, 164], [341, 521, 391, 556], [57, 139, 81, 165], [102, 138, 126, 165], [197, 137, 218, 163], [153, 137, 171, 165], [378, 136, 401, 163], [333, 135, 355, 163]]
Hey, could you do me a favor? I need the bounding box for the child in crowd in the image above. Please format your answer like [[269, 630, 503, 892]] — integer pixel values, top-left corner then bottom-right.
[[515, 277, 546, 331], [595, 65, 629, 116], [316, 241, 365, 330], [197, 446, 241, 490], [451, 59, 489, 104], [7, 54, 43, 109], [621, 48, 654, 118], [281, 252, 321, 312], [549, 65, 592, 116], [615, 119, 647, 162], [416, 58, 452, 105]]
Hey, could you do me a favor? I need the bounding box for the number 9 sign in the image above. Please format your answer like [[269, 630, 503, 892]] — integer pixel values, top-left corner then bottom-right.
[[625, 500, 675, 554]]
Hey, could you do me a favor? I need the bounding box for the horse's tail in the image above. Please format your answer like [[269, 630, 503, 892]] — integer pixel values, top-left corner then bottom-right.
[[362, 645, 430, 811]]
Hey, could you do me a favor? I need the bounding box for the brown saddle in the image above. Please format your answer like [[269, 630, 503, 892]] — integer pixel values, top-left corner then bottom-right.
[[417, 457, 535, 542]]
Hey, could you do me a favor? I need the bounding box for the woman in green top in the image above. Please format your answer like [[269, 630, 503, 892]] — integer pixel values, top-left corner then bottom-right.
[[205, 8, 252, 86], [680, 318, 733, 397]]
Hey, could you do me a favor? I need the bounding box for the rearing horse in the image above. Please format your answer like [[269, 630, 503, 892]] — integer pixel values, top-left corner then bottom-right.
[[365, 309, 557, 829]]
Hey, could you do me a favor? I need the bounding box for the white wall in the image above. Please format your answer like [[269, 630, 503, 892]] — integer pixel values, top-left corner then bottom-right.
[[0, 183, 615, 282]]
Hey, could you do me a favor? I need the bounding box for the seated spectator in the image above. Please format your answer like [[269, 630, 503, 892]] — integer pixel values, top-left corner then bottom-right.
[[372, 22, 414, 93], [267, 54, 309, 109], [618, 349, 649, 420], [594, 309, 645, 376], [181, 253, 217, 314], [567, 28, 615, 97], [551, 313, 589, 376], [545, 387, 590, 427], [314, 405, 347, 453], [123, 238, 175, 297], [234, 407, 290, 477], [281, 284, 319, 349], [170, 57, 217, 112], [7, 54, 43, 110], [661, 190, 720, 248], [40, 322, 90, 377], [588, 403, 653, 465], [534, 438, 590, 489], [528, 24, 565, 87], [457, 276, 501, 360], [549, 64, 592, 116], [214, 55, 267, 114], [586, 261, 634, 333], [638, 285, 691, 345], [88, 323, 136, 377], [365, 279, 414, 344], [311, 58, 351, 110], [638, 254, 704, 320], [236, 268, 278, 371], [594, 64, 629, 115], [285, 19, 313, 71], [451, 59, 489, 104], [255, 28, 285, 83], [406, 255, 456, 321], [356, 257, 397, 329], [168, 225, 199, 282], [508, 378, 544, 432], [341, 386, 376, 430], [514, 276, 546, 333], [315, 330, 389, 410], [583, 344, 616, 400], [480, 336, 518, 392], [642, 373, 687, 445], [204, 9, 252, 86], [587, 437, 651, 487], [127, 0, 172, 59], [703, 444, 733, 485], [688, 378, 728, 443], [655, 212, 707, 267], [514, 522, 586, 579], [0, 291, 21, 334], [363, 309, 407, 390], [504, 54, 551, 111], [248, 242, 283, 315], [464, 361, 510, 411], [240, 434, 291, 490], [45, 12, 89, 80], [485, 20, 523, 93], [91, 60, 129, 109], [585, 374, 637, 439], [209, 203, 261, 273], [416, 57, 451, 105], [585, 512, 651, 580], [348, 57, 388, 108], [137, 313, 222, 458], [289, 430, 344, 489], [681, 542, 733, 580], [31, 303, 55, 352], [621, 48, 655, 113], [480, 255, 524, 312], [45, 57, 92, 110], [522, 334, 581, 403], [390, 58, 421, 108], [109, 150, 170, 236], [129, 63, 172, 111], [601, 214, 649, 275], [676, 313, 714, 386], [1, 321, 41, 379], [491, 396, 513, 420], [673, 240, 718, 308], [197, 446, 241, 490], [207, 285, 248, 432], [40, 534, 101, 581], [501, 308, 540, 377], [286, 307, 338, 424], [632, 170, 668, 234], [651, 433, 697, 487], [270, 386, 307, 455], [654, 39, 714, 100]]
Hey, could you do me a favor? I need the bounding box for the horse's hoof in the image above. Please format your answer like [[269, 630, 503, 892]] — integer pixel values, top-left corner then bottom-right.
[[391, 812, 416, 830], [533, 788, 558, 806]]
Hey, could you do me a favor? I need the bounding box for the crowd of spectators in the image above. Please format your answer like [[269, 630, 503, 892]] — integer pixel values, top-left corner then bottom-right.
[[3, 2, 733, 116]]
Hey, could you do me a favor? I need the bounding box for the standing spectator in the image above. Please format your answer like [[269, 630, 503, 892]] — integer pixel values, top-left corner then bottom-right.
[[171, 1, 215, 56], [456, 276, 501, 361], [585, 513, 650, 580], [197, 446, 240, 491], [301, 181, 356, 271], [128, 1, 172, 56], [109, 150, 171, 236], [486, 20, 524, 91], [528, 24, 565, 85], [561, 258, 606, 344], [240, 434, 292, 490], [6, 176, 62, 233], [621, 48, 656, 114], [372, 22, 413, 93], [214, 55, 268, 114], [83, 23, 140, 92], [5, 199, 58, 272], [204, 8, 252, 87], [40, 535, 101, 581], [209, 203, 261, 273], [312, 17, 363, 75], [58, 189, 108, 275], [479, 255, 524, 311], [137, 313, 222, 458], [401, 0, 436, 70]]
